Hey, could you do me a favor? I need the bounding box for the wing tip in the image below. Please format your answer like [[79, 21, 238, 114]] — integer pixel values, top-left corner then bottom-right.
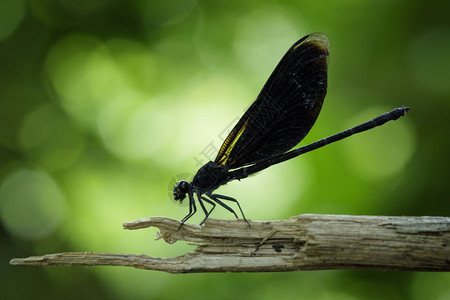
[[292, 33, 330, 55]]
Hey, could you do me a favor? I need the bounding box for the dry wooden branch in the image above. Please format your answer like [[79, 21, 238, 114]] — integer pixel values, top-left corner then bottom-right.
[[10, 214, 450, 273]]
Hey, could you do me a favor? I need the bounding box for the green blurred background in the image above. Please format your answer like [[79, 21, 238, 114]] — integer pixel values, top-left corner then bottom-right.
[[1, 0, 449, 299]]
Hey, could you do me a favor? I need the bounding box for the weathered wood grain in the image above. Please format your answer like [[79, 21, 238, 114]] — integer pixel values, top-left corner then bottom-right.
[[10, 214, 450, 273]]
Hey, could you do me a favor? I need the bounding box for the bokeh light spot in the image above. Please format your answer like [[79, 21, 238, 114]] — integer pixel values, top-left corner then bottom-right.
[[46, 35, 158, 130], [97, 97, 173, 161], [0, 169, 67, 240], [19, 105, 86, 171], [234, 6, 306, 83]]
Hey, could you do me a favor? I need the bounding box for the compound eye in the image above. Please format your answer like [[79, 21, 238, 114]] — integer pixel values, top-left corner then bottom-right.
[[167, 174, 192, 207], [173, 183, 188, 201]]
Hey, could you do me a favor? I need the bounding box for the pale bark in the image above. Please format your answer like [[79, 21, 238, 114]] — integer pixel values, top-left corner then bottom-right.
[[10, 214, 450, 273]]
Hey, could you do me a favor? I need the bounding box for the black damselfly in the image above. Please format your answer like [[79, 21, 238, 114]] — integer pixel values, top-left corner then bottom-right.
[[172, 33, 409, 227]]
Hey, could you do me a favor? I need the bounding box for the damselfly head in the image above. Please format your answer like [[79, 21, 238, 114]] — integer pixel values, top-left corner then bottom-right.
[[173, 180, 190, 203]]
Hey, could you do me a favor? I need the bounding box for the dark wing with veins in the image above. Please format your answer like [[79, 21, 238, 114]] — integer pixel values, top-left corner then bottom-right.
[[214, 33, 330, 169]]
